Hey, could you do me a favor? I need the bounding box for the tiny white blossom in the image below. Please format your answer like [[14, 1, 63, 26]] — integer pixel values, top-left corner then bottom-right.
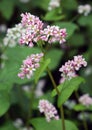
[[78, 4, 91, 16], [48, 0, 60, 11], [13, 118, 23, 128], [0, 24, 7, 33], [3, 23, 26, 47]]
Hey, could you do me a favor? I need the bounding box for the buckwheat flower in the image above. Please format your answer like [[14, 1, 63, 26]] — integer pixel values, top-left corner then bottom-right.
[[38, 99, 59, 122], [73, 55, 87, 71], [84, 66, 92, 76], [59, 55, 87, 79], [48, 0, 60, 11], [18, 53, 44, 79], [0, 24, 7, 33], [21, 12, 43, 29], [19, 30, 34, 47], [22, 85, 30, 92], [78, 4, 91, 16], [79, 94, 92, 106], [3, 23, 25, 47], [20, 13, 43, 47], [59, 60, 76, 79], [13, 118, 23, 128], [40, 25, 67, 44], [19, 13, 67, 46]]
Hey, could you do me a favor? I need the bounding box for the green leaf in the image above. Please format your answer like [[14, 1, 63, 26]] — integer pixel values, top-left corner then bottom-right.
[[35, 58, 51, 83], [0, 121, 17, 130], [73, 104, 92, 111], [0, 91, 10, 116], [78, 15, 92, 27], [0, 46, 41, 89], [31, 0, 50, 11], [61, 0, 78, 10], [69, 33, 85, 47], [43, 8, 65, 21], [58, 77, 85, 107], [54, 22, 78, 39], [73, 104, 87, 111], [0, 0, 15, 20], [31, 118, 78, 130], [46, 49, 63, 70], [52, 82, 64, 97]]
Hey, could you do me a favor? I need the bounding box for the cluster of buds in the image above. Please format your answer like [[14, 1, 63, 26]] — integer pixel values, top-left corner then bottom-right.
[[79, 94, 92, 106], [38, 99, 59, 122], [3, 23, 25, 47], [78, 4, 91, 16], [19, 12, 67, 47], [48, 0, 60, 11], [18, 53, 44, 79], [59, 55, 87, 80]]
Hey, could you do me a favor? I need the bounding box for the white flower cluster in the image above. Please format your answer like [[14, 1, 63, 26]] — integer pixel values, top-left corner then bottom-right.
[[13, 118, 33, 130], [48, 0, 60, 11], [78, 4, 92, 16], [3, 23, 26, 47]]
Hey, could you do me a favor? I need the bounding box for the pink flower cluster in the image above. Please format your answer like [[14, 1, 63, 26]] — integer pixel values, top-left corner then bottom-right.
[[38, 99, 59, 122], [59, 55, 87, 79], [18, 53, 43, 79], [79, 94, 92, 106], [20, 13, 44, 47], [40, 25, 67, 44], [19, 12, 67, 47]]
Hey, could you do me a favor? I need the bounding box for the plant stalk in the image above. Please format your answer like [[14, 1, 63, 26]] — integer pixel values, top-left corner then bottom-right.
[[47, 67, 66, 130]]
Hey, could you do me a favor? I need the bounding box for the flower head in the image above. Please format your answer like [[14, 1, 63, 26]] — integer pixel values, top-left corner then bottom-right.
[[3, 23, 25, 47], [18, 53, 44, 79], [79, 94, 92, 106], [78, 4, 91, 16], [59, 55, 87, 80], [40, 25, 67, 44], [38, 99, 59, 122], [19, 13, 67, 46]]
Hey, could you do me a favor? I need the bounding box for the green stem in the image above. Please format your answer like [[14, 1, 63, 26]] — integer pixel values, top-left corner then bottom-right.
[[82, 112, 88, 130], [60, 106, 66, 130], [47, 67, 60, 94], [75, 91, 88, 130], [26, 83, 37, 129], [71, 14, 79, 22], [47, 67, 66, 130]]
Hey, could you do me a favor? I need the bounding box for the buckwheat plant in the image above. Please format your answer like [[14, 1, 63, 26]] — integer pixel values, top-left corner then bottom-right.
[[3, 12, 88, 130]]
